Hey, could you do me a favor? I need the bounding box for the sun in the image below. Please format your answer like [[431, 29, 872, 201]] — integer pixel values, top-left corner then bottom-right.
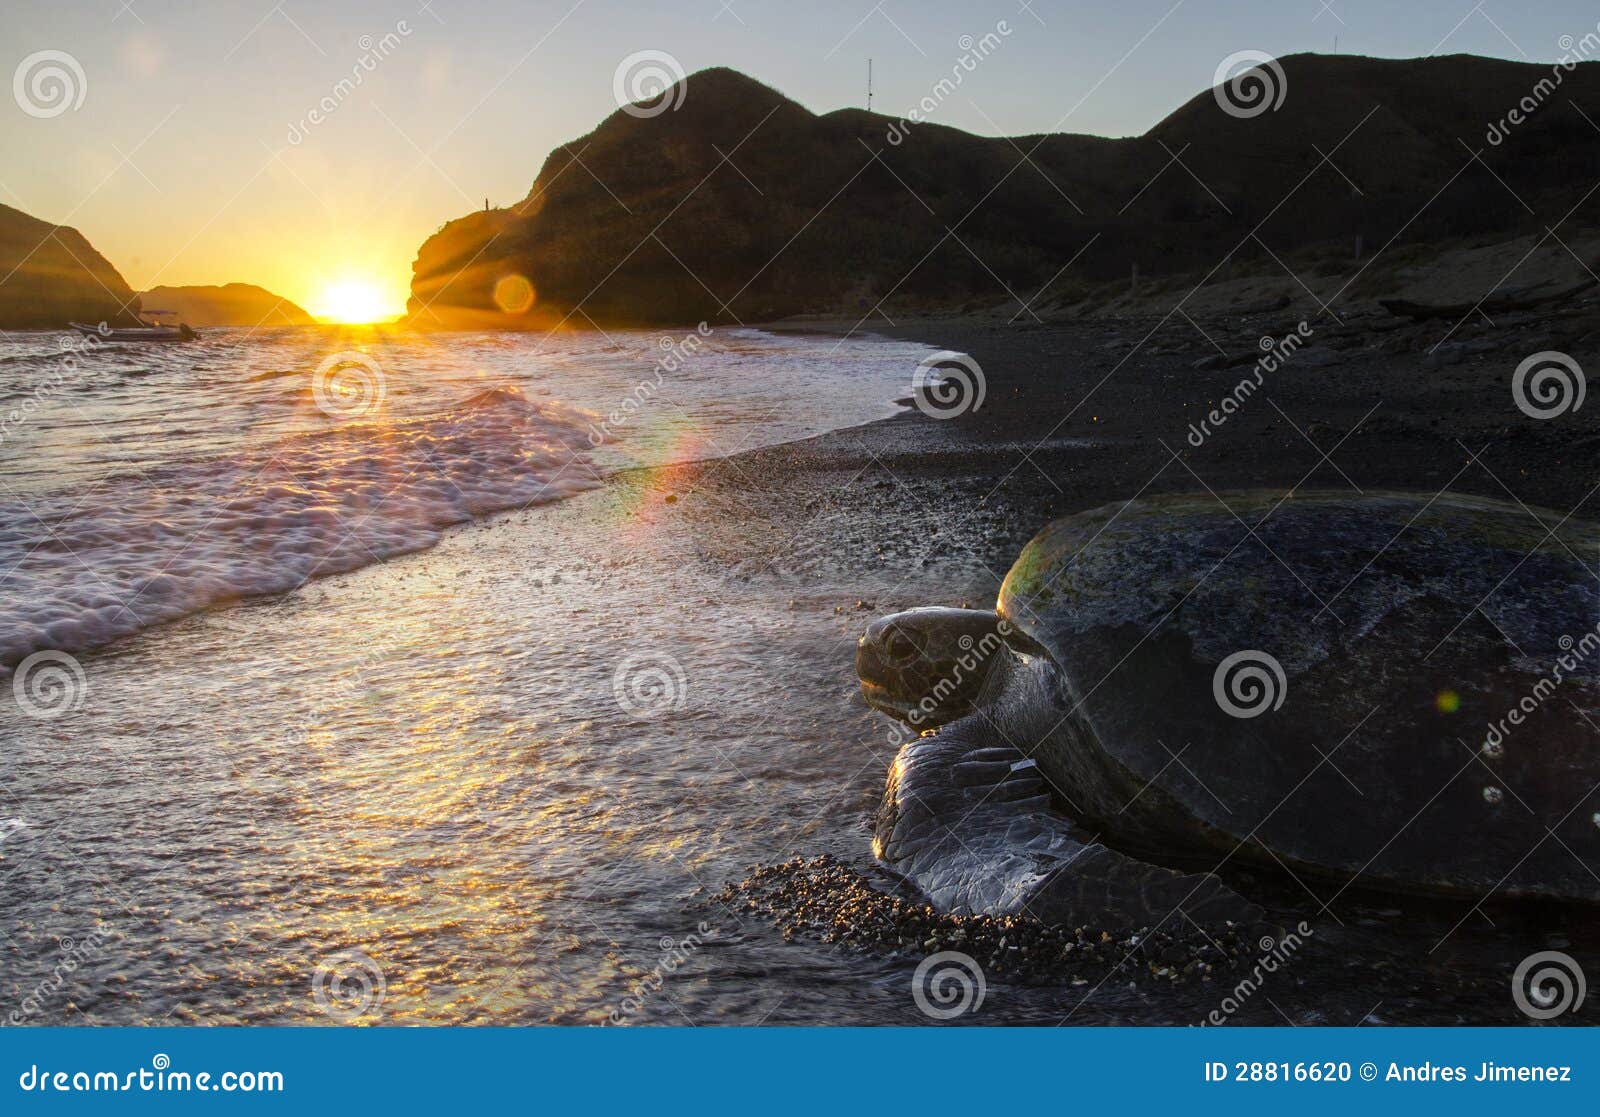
[[312, 277, 392, 324]]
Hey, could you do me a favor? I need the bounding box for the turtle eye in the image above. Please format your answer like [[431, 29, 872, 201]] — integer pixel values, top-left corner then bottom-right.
[[883, 626, 920, 663]]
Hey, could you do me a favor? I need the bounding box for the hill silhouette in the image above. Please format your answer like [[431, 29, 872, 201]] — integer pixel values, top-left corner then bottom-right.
[[0, 204, 141, 329], [142, 283, 315, 327], [407, 55, 1600, 327]]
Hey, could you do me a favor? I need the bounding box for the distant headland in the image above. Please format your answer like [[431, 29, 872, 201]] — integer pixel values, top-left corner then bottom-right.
[[140, 283, 315, 328], [0, 203, 142, 329]]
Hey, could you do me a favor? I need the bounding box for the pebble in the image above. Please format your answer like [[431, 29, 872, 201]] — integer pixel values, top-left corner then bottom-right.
[[713, 854, 1251, 986]]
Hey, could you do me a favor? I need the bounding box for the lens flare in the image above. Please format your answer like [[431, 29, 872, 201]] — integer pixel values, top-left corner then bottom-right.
[[493, 274, 537, 315]]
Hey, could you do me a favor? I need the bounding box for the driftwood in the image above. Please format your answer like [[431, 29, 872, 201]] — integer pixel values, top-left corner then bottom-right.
[[1379, 276, 1596, 321]]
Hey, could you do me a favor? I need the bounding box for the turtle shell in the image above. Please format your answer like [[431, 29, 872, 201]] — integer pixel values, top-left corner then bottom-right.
[[996, 490, 1600, 901]]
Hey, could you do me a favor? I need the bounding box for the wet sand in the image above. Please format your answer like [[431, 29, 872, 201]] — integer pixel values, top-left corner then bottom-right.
[[640, 309, 1600, 1024]]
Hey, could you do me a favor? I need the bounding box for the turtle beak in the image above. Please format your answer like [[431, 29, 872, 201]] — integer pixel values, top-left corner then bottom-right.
[[858, 677, 919, 723], [857, 626, 911, 721]]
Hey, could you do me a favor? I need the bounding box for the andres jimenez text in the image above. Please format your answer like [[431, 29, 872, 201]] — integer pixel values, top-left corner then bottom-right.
[[1384, 1061, 1574, 1083]]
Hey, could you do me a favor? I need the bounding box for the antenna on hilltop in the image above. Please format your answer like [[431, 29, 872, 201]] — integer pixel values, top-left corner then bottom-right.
[[867, 58, 873, 112]]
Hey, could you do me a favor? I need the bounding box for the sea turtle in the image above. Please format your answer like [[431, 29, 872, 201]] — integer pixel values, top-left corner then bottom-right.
[[858, 491, 1600, 930]]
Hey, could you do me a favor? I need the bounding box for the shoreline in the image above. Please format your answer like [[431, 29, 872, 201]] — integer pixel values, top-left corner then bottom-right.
[[675, 311, 1600, 572], [0, 325, 933, 675], [10, 315, 1591, 1026], [22, 305, 1599, 681]]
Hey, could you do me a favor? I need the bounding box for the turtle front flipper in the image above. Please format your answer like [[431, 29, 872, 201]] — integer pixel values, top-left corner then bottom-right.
[[876, 717, 1260, 930]]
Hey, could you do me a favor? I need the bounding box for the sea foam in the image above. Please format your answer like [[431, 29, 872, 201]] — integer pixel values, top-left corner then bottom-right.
[[0, 385, 600, 670]]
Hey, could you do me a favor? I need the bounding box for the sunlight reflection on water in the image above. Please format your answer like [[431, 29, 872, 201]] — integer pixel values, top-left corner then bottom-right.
[[0, 326, 962, 1025]]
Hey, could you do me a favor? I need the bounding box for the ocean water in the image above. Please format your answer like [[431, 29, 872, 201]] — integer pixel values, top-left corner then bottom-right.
[[1, 323, 985, 1025], [0, 326, 1528, 1026], [0, 326, 924, 670]]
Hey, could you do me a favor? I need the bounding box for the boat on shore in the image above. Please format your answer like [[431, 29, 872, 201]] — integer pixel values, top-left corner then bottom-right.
[[68, 309, 196, 343]]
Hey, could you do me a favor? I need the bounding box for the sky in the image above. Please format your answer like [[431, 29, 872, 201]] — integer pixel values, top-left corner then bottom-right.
[[2, 0, 1594, 319]]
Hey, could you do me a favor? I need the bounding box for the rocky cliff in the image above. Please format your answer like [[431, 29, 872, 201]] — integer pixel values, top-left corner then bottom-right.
[[407, 56, 1600, 327]]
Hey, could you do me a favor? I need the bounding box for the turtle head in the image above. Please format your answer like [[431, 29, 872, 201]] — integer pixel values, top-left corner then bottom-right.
[[857, 607, 1010, 729]]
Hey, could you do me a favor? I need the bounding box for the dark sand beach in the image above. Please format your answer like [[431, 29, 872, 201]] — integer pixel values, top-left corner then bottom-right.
[[670, 311, 1600, 581], [583, 308, 1600, 1024]]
